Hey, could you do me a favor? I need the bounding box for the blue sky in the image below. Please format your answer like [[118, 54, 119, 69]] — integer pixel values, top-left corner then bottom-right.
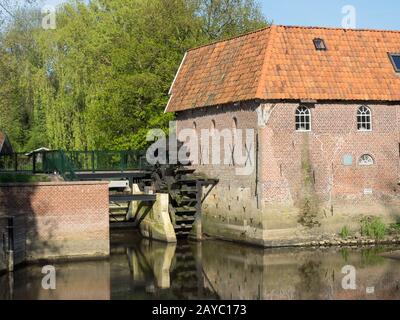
[[43, 0, 400, 30], [262, 0, 400, 30]]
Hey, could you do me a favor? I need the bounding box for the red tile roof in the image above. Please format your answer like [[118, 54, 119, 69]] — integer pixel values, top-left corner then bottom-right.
[[166, 25, 400, 112]]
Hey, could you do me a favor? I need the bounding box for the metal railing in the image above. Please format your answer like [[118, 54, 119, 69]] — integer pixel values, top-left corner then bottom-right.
[[0, 150, 151, 181], [42, 151, 77, 181], [64, 150, 150, 172], [0, 153, 33, 172]]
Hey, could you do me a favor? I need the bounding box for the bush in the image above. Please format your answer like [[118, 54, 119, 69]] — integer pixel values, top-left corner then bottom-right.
[[360, 217, 387, 240], [298, 197, 321, 228], [388, 223, 400, 235], [0, 173, 51, 183], [339, 226, 350, 239]]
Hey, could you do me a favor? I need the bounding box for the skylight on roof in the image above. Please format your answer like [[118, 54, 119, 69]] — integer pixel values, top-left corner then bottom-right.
[[313, 38, 327, 51], [389, 53, 400, 72]]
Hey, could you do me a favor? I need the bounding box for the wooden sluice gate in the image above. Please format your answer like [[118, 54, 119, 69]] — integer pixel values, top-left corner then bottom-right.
[[137, 164, 218, 238], [102, 163, 218, 241]]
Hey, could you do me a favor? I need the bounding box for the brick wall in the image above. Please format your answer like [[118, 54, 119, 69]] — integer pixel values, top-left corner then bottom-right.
[[176, 101, 259, 192], [177, 101, 400, 203], [176, 101, 265, 245], [260, 102, 400, 204], [0, 181, 110, 262], [175, 100, 400, 245]]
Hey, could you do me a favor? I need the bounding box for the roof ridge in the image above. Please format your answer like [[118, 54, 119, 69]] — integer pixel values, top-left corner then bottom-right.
[[256, 25, 277, 98], [187, 24, 400, 53], [276, 24, 400, 33], [187, 25, 272, 52]]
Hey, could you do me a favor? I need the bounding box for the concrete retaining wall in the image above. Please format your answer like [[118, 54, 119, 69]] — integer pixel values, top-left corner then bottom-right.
[[129, 185, 176, 243]]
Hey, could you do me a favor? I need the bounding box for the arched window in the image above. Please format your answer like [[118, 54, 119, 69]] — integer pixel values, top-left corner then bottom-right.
[[192, 121, 197, 130], [232, 117, 238, 130], [211, 120, 216, 134], [357, 106, 372, 131], [359, 154, 374, 166], [295, 106, 311, 131]]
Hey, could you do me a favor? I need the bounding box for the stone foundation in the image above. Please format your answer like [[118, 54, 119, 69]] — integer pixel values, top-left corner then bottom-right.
[[202, 184, 400, 247]]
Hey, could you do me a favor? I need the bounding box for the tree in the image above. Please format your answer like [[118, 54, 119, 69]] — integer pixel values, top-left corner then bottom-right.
[[0, 2, 42, 150], [195, 0, 268, 39], [0, 0, 269, 151]]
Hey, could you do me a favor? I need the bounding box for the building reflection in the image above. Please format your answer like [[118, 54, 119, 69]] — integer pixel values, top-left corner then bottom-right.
[[117, 239, 218, 299], [114, 238, 400, 300], [200, 242, 400, 300], [127, 240, 176, 289]]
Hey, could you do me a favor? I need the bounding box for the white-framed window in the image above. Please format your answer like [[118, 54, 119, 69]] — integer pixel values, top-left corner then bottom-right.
[[359, 154, 374, 166], [295, 106, 311, 131], [357, 106, 372, 131]]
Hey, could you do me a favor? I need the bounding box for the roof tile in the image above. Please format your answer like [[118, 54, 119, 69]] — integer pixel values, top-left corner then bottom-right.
[[166, 25, 400, 112]]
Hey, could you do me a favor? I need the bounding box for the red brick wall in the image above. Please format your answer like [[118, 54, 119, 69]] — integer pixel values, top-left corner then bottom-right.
[[176, 101, 259, 193], [176, 102, 263, 244], [261, 102, 400, 203], [176, 101, 400, 210], [0, 181, 110, 262]]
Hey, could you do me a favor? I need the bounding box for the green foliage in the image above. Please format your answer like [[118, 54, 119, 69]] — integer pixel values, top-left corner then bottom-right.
[[339, 226, 350, 239], [360, 216, 387, 240], [0, 172, 51, 183], [339, 248, 349, 262], [360, 247, 386, 266], [388, 222, 400, 235], [194, 0, 268, 39], [0, 0, 269, 151]]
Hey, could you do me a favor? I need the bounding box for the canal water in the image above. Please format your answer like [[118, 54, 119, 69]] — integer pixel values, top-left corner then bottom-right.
[[1, 231, 400, 300]]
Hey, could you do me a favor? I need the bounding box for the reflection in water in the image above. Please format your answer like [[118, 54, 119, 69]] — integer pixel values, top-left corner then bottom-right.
[[0, 260, 111, 300], [112, 236, 218, 299], [201, 242, 400, 300], [127, 241, 176, 289], [1, 231, 400, 300]]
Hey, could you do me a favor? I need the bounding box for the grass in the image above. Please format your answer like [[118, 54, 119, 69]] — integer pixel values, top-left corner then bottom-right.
[[339, 226, 351, 239], [360, 216, 387, 240], [0, 172, 51, 183]]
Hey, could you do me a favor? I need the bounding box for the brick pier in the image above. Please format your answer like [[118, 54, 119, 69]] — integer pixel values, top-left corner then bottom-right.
[[0, 181, 110, 270]]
